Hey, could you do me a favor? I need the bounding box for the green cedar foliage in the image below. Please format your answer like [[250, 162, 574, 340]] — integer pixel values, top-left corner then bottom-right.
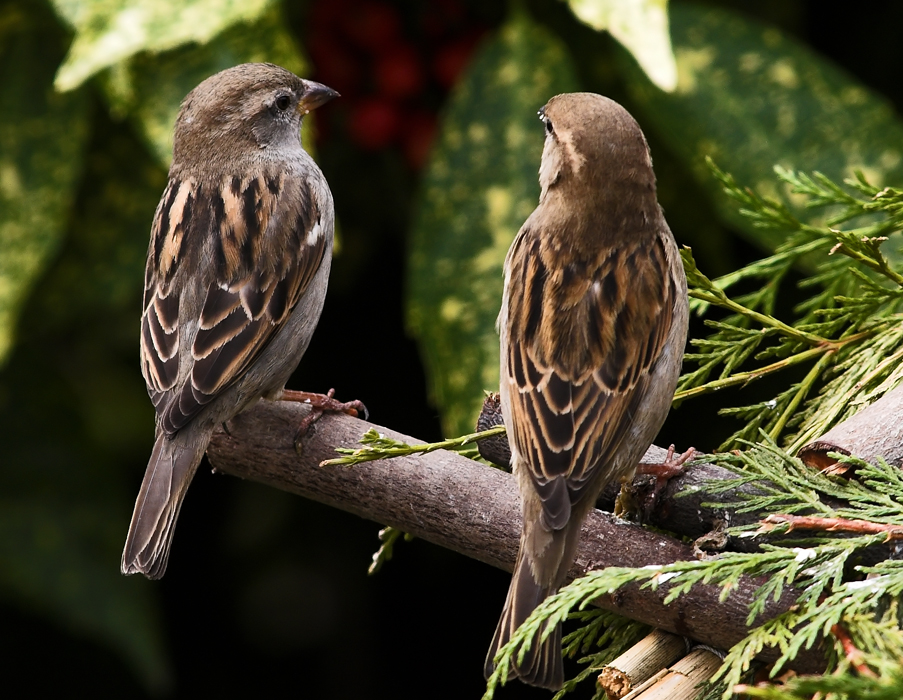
[[679, 160, 903, 452]]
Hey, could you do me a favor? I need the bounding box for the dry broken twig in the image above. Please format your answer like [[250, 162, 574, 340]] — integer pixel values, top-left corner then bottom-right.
[[598, 629, 687, 699]]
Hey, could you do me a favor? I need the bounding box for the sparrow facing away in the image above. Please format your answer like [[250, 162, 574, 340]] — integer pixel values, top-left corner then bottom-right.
[[122, 63, 339, 579], [484, 93, 689, 689]]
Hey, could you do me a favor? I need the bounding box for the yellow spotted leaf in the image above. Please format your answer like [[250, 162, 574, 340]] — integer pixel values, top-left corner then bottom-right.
[[407, 10, 579, 437], [0, 1, 89, 364], [51, 0, 273, 90], [567, 0, 676, 91], [620, 3, 903, 262], [98, 4, 309, 166]]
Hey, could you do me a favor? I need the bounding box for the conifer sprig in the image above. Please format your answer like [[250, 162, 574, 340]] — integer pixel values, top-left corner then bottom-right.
[[676, 160, 903, 449], [320, 425, 506, 467]]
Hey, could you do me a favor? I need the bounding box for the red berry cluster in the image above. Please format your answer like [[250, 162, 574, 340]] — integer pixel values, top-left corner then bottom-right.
[[307, 0, 487, 169]]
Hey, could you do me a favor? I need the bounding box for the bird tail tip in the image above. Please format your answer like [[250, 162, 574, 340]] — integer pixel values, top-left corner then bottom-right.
[[484, 556, 564, 690], [121, 433, 205, 580]]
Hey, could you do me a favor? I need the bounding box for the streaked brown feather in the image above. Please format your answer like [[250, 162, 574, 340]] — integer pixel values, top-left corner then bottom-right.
[[192, 304, 250, 359], [503, 224, 675, 516], [157, 179, 195, 281], [197, 285, 240, 329], [139, 172, 327, 436], [142, 308, 179, 391]]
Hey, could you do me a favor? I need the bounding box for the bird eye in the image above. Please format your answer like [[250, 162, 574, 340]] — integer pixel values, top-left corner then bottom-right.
[[275, 95, 291, 111], [538, 109, 553, 135]]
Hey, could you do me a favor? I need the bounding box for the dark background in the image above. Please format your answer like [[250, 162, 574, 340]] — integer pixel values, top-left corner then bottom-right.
[[2, 0, 903, 697]]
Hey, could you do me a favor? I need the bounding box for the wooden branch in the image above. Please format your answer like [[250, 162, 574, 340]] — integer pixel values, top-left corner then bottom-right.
[[206, 400, 823, 671], [599, 452, 768, 549], [798, 384, 903, 471], [478, 392, 770, 551]]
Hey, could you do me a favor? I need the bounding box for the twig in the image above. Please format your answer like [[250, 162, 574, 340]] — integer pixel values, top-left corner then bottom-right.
[[685, 287, 826, 347], [674, 345, 826, 401], [622, 648, 722, 700], [319, 425, 506, 467], [367, 526, 411, 575], [830, 624, 877, 678], [798, 383, 903, 471], [768, 352, 833, 441], [598, 630, 687, 699], [760, 514, 903, 541]]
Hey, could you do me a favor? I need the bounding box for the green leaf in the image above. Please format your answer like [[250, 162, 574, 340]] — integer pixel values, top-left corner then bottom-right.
[[99, 3, 309, 166], [0, 1, 89, 366], [620, 2, 903, 258], [407, 10, 579, 437], [0, 93, 171, 689], [567, 0, 677, 91], [51, 0, 274, 91]]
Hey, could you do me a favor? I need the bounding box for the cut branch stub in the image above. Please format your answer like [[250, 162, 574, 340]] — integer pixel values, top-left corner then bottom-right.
[[798, 384, 903, 472]]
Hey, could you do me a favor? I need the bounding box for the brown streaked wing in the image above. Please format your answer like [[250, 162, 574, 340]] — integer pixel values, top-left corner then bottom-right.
[[141, 178, 191, 402], [146, 173, 327, 435], [504, 229, 675, 524], [140, 290, 180, 392]]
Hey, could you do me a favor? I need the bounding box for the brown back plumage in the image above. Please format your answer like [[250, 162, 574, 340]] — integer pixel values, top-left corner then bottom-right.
[[504, 227, 675, 526], [141, 170, 328, 434], [486, 93, 687, 690], [503, 92, 675, 527]]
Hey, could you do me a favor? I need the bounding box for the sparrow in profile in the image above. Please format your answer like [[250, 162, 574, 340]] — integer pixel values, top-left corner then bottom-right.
[[484, 93, 690, 689], [122, 63, 353, 579]]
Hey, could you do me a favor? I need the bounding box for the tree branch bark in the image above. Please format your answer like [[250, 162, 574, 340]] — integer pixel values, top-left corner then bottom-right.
[[206, 400, 823, 672], [798, 384, 903, 472]]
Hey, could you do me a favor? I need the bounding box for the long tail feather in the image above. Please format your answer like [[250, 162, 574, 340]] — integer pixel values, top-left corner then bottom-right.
[[121, 430, 207, 579], [484, 551, 564, 690]]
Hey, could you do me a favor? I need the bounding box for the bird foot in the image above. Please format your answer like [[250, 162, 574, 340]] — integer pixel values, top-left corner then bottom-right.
[[281, 388, 368, 451], [638, 444, 696, 482], [637, 444, 696, 508], [615, 445, 697, 521]]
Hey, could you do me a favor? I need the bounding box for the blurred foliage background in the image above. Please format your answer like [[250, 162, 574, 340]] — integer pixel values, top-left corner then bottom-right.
[[1, 0, 902, 697]]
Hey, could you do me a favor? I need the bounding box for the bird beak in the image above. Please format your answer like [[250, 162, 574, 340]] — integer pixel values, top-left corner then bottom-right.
[[298, 81, 340, 114]]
